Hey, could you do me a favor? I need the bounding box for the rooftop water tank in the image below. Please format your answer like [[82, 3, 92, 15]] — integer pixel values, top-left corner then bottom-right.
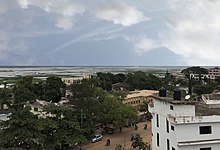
[[173, 89, 181, 100], [159, 88, 166, 97]]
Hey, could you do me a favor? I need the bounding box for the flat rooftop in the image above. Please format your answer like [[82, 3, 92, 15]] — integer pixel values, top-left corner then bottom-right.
[[150, 94, 197, 105], [150, 94, 220, 116], [126, 90, 158, 99], [203, 92, 220, 100], [195, 104, 220, 116]]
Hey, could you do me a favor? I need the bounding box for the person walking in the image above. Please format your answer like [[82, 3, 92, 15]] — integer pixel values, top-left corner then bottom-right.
[[119, 127, 122, 132], [135, 124, 138, 130], [144, 124, 147, 130], [106, 139, 110, 146]]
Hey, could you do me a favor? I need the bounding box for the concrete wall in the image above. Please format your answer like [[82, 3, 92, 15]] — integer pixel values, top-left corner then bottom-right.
[[177, 122, 220, 143], [179, 143, 220, 150], [152, 99, 179, 150], [152, 99, 195, 117], [151, 97, 220, 150]]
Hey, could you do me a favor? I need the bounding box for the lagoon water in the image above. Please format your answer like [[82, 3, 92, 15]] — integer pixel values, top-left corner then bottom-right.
[[0, 66, 188, 77]]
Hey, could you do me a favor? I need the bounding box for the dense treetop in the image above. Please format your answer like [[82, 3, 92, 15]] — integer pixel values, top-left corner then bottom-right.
[[181, 66, 208, 75]]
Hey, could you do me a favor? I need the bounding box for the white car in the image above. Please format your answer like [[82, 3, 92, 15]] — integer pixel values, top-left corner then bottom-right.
[[91, 134, 103, 143]]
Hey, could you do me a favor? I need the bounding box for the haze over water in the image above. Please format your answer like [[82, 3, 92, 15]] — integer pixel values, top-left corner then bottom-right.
[[0, 66, 188, 77]]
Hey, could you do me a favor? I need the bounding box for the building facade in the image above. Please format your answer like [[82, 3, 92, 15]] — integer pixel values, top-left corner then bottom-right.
[[190, 74, 210, 80], [61, 75, 91, 86], [149, 91, 220, 150], [123, 90, 158, 107], [209, 67, 220, 79]]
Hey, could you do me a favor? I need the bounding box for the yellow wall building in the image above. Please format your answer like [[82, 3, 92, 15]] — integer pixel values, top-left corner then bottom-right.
[[123, 90, 158, 107]]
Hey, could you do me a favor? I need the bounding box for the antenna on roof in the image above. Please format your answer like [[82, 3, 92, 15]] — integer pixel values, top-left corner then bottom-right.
[[185, 95, 190, 100]]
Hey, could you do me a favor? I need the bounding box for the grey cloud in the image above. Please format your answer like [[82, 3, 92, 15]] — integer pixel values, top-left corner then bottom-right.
[[160, 0, 220, 65], [16, 0, 85, 30], [93, 1, 149, 26]]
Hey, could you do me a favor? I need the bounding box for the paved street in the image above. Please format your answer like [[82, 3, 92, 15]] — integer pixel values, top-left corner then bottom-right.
[[82, 121, 152, 150]]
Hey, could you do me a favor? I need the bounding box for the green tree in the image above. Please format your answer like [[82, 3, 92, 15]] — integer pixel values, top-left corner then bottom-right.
[[131, 134, 148, 150], [181, 66, 208, 75], [13, 77, 37, 108], [111, 90, 127, 101], [96, 72, 125, 91], [115, 144, 124, 150], [70, 78, 101, 134], [71, 78, 100, 117], [42, 106, 86, 149], [0, 88, 12, 110], [214, 77, 220, 86], [124, 71, 161, 90], [17, 76, 34, 91], [44, 76, 65, 103], [98, 92, 137, 128], [193, 84, 215, 95], [0, 105, 85, 150], [139, 101, 149, 112], [0, 107, 44, 149], [33, 81, 45, 100]]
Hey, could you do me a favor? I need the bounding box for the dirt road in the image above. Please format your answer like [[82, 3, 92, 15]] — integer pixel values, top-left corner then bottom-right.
[[82, 121, 152, 150]]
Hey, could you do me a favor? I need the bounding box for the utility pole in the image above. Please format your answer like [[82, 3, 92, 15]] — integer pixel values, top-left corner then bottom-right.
[[80, 109, 83, 127]]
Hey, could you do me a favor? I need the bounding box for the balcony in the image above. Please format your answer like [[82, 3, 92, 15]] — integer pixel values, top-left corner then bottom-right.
[[168, 114, 220, 124]]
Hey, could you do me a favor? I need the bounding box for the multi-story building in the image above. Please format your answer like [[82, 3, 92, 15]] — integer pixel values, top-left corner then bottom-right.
[[27, 99, 68, 118], [123, 90, 158, 107], [28, 100, 54, 118], [208, 67, 220, 79], [190, 74, 210, 80], [149, 89, 220, 150], [112, 83, 128, 91], [61, 75, 91, 86]]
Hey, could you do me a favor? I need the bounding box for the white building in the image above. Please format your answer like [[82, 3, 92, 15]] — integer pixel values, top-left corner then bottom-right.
[[208, 67, 220, 79], [190, 74, 210, 80], [61, 75, 91, 86], [149, 90, 220, 150], [0, 113, 10, 122]]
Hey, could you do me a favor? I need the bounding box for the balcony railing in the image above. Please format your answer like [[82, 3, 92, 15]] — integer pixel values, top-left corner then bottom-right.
[[168, 114, 220, 124]]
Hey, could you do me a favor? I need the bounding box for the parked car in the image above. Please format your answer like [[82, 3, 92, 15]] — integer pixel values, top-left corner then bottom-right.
[[91, 134, 103, 143]]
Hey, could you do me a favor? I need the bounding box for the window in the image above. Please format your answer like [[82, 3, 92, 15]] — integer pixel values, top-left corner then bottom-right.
[[171, 125, 175, 131], [166, 119, 169, 133], [167, 139, 170, 150], [157, 133, 159, 147], [170, 105, 174, 110], [156, 114, 159, 127], [200, 126, 212, 134], [200, 148, 211, 150], [172, 147, 175, 150]]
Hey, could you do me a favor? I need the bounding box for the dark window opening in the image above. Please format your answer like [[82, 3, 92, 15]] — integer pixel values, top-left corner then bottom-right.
[[200, 126, 212, 134], [166, 119, 169, 133], [170, 105, 174, 110], [157, 133, 159, 147], [200, 148, 211, 150], [156, 114, 159, 127], [171, 125, 174, 131], [167, 139, 170, 150]]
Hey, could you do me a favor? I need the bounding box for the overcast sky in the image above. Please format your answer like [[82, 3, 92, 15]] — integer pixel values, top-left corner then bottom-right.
[[0, 0, 220, 66]]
